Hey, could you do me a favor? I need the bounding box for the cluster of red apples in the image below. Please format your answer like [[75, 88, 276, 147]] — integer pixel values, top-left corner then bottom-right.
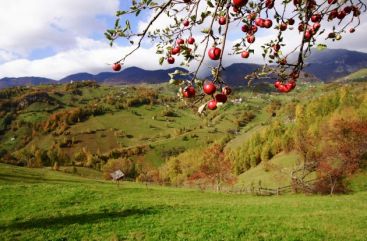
[[274, 79, 296, 93], [183, 83, 232, 110], [108, 0, 365, 110], [167, 37, 196, 64]]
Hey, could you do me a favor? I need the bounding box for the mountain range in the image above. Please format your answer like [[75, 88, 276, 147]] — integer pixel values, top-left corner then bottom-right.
[[1, 48, 367, 89], [303, 49, 367, 82]]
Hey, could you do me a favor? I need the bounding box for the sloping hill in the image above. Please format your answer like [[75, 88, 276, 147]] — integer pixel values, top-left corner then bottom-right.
[[236, 152, 303, 188], [303, 49, 367, 82], [337, 68, 367, 82]]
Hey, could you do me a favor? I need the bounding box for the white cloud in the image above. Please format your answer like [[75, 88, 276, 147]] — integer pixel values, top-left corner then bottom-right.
[[0, 37, 171, 79], [0, 0, 119, 60], [0, 0, 366, 79]]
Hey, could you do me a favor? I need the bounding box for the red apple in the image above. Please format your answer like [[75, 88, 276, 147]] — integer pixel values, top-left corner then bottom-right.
[[273, 44, 280, 52], [255, 18, 264, 27], [232, 0, 247, 7], [265, 0, 274, 9], [286, 80, 297, 91], [311, 14, 321, 23], [277, 84, 288, 93], [304, 30, 312, 40], [293, 0, 301, 6], [250, 25, 258, 34], [203, 82, 217, 95], [329, 9, 338, 20], [183, 86, 195, 98], [187, 37, 195, 44], [241, 50, 250, 58], [215, 94, 227, 103], [288, 18, 295, 25], [112, 63, 122, 71], [279, 23, 287, 31], [176, 38, 185, 45], [337, 11, 346, 19], [274, 80, 282, 89], [241, 25, 249, 32], [349, 28, 355, 33], [307, 0, 317, 9], [183, 19, 190, 27], [247, 35, 255, 43], [208, 47, 221, 60], [232, 6, 240, 13], [207, 100, 218, 110], [171, 46, 181, 55], [328, 0, 337, 4], [263, 19, 273, 28], [219, 16, 227, 25], [167, 57, 175, 64], [344, 6, 352, 14], [313, 22, 321, 31]]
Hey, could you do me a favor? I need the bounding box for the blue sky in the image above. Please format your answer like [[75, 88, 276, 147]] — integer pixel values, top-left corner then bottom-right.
[[0, 0, 366, 79], [20, 1, 144, 61]]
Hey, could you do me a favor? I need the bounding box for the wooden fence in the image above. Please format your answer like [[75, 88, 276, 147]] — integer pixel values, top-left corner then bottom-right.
[[119, 178, 318, 196]]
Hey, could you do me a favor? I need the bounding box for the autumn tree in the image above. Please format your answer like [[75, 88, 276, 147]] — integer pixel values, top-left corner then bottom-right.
[[315, 112, 367, 194], [190, 144, 236, 191]]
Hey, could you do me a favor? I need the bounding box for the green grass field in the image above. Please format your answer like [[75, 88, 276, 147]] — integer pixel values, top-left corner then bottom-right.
[[339, 68, 367, 82], [236, 152, 302, 188], [1, 163, 366, 241]]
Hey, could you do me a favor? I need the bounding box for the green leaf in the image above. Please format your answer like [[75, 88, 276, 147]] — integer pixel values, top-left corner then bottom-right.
[[125, 20, 131, 30], [115, 18, 120, 28], [207, 0, 214, 8], [316, 44, 327, 51], [116, 10, 128, 16], [159, 57, 164, 65]]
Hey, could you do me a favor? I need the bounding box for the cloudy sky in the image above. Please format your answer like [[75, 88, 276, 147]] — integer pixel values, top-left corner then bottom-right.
[[0, 0, 366, 79]]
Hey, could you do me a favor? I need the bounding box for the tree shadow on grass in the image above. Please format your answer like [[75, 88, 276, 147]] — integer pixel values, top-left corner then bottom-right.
[[0, 207, 160, 230], [0, 173, 107, 185]]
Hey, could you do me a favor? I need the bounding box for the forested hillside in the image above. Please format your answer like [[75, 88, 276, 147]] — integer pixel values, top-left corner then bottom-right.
[[0, 80, 366, 194]]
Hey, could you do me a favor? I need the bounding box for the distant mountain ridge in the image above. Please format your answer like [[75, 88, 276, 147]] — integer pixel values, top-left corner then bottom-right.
[[0, 67, 189, 89], [1, 49, 366, 89], [0, 77, 54, 89], [59, 67, 189, 84], [302, 49, 367, 82]]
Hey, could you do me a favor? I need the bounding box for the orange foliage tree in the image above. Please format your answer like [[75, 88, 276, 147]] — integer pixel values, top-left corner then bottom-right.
[[315, 116, 367, 194], [189, 144, 236, 191]]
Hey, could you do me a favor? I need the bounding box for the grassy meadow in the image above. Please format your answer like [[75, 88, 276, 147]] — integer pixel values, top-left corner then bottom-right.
[[1, 163, 367, 241]]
